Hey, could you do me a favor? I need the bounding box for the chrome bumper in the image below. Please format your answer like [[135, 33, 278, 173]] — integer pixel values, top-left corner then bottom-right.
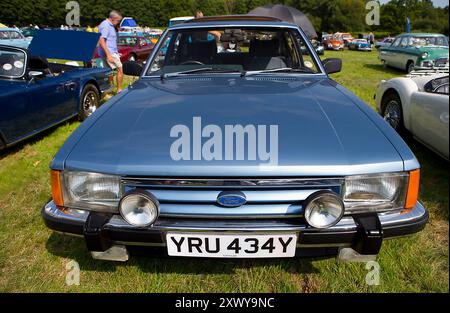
[[42, 200, 428, 249]]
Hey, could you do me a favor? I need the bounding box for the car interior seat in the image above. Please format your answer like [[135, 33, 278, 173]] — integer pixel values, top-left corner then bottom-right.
[[180, 40, 218, 65], [245, 38, 287, 71]]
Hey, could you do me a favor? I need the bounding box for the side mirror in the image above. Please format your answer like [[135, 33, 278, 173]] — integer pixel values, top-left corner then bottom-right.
[[322, 58, 342, 74], [28, 70, 44, 81], [123, 61, 143, 77]]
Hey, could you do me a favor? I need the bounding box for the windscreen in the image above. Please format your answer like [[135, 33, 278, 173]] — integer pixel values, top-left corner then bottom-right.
[[146, 27, 321, 76]]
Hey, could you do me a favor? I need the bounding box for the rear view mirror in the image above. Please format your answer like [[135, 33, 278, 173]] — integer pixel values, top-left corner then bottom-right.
[[123, 61, 143, 77], [322, 58, 342, 74]]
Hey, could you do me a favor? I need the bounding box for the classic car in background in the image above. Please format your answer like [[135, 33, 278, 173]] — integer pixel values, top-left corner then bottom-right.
[[43, 16, 427, 262], [300, 38, 324, 55], [311, 39, 324, 55], [376, 71, 449, 160], [375, 37, 394, 49], [20, 27, 38, 40], [323, 34, 344, 50], [94, 36, 155, 63], [0, 28, 31, 49], [0, 30, 113, 151], [379, 33, 449, 73], [348, 39, 372, 51], [143, 29, 163, 44], [334, 32, 353, 47]]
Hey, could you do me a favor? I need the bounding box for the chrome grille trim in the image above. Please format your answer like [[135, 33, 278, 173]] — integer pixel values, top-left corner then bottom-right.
[[121, 177, 344, 188], [120, 177, 344, 219]]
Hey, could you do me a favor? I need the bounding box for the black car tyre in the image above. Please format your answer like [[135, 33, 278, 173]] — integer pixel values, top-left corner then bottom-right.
[[79, 84, 100, 121], [382, 92, 404, 133]]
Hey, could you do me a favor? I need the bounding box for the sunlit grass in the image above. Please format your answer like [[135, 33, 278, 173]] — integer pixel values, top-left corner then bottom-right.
[[0, 50, 447, 292]]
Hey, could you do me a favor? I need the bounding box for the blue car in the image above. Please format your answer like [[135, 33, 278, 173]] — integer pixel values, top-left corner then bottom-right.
[[0, 27, 31, 49], [348, 39, 372, 51], [43, 16, 427, 262], [0, 30, 113, 150]]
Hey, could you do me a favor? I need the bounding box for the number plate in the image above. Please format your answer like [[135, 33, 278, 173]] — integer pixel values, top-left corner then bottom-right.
[[166, 233, 297, 258]]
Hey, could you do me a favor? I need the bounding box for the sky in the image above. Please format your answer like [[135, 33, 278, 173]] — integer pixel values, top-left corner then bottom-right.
[[379, 0, 449, 7]]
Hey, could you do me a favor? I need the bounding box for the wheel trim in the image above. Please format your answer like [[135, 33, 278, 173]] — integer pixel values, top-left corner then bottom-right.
[[384, 100, 401, 130], [83, 91, 98, 116]]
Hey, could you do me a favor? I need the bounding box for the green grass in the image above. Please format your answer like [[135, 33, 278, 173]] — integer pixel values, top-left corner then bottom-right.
[[0, 50, 448, 292]]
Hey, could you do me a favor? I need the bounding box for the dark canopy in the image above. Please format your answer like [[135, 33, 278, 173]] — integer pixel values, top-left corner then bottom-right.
[[248, 4, 317, 39]]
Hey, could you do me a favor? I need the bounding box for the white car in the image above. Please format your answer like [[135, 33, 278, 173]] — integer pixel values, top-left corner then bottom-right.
[[375, 72, 449, 160]]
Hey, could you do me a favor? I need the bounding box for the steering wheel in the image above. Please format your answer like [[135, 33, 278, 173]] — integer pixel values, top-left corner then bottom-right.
[[180, 60, 205, 65]]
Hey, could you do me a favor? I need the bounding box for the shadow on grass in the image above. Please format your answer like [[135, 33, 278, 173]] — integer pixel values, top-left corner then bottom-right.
[[46, 232, 326, 275], [363, 63, 405, 75], [0, 119, 78, 161]]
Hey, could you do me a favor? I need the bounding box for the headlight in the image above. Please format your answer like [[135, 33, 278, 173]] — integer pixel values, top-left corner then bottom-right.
[[304, 191, 344, 228], [343, 172, 416, 213], [421, 52, 429, 59], [119, 190, 159, 227], [60, 171, 121, 212]]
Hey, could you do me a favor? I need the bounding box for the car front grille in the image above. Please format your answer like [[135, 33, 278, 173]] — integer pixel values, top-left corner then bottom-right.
[[434, 58, 449, 67], [120, 178, 344, 220]]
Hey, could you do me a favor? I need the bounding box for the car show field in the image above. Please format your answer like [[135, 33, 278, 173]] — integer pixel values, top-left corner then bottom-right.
[[0, 49, 448, 293]]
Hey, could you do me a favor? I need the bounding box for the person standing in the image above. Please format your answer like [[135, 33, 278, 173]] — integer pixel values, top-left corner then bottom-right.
[[98, 10, 123, 93]]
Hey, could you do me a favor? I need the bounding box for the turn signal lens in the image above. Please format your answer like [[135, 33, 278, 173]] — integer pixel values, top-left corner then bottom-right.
[[51, 170, 64, 207], [405, 169, 420, 209]]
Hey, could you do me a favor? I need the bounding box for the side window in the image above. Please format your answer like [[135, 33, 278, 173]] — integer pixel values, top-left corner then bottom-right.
[[400, 37, 409, 47], [392, 37, 402, 47], [149, 33, 179, 73], [435, 84, 449, 95], [424, 76, 449, 94]]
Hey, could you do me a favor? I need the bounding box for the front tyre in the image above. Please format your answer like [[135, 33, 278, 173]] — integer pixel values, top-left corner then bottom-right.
[[382, 92, 404, 132], [79, 84, 100, 121]]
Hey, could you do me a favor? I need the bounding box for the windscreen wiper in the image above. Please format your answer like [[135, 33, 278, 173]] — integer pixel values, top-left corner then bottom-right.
[[243, 67, 314, 77], [161, 67, 244, 80]]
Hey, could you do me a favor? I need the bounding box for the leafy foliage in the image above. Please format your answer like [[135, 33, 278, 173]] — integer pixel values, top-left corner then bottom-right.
[[0, 0, 448, 35]]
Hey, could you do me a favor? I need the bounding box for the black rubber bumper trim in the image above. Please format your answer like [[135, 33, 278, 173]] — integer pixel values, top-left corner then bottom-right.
[[42, 205, 429, 247]]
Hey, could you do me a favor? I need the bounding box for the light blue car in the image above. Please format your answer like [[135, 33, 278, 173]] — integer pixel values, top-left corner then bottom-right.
[[43, 16, 428, 262], [0, 28, 31, 49]]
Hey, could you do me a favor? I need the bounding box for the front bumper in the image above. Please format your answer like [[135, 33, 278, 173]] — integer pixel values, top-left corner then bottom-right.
[[42, 200, 428, 258]]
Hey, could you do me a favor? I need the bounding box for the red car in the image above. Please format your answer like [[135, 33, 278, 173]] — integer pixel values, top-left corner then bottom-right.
[[94, 36, 154, 63]]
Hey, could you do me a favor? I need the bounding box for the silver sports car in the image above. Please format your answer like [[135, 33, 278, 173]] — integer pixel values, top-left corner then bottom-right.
[[376, 72, 449, 160]]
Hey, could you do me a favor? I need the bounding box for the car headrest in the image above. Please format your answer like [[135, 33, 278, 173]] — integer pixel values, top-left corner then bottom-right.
[[186, 40, 217, 59], [249, 38, 280, 57]]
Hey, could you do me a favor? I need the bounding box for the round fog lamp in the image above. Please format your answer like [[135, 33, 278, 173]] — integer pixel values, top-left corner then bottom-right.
[[119, 190, 159, 227], [304, 191, 344, 229]]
